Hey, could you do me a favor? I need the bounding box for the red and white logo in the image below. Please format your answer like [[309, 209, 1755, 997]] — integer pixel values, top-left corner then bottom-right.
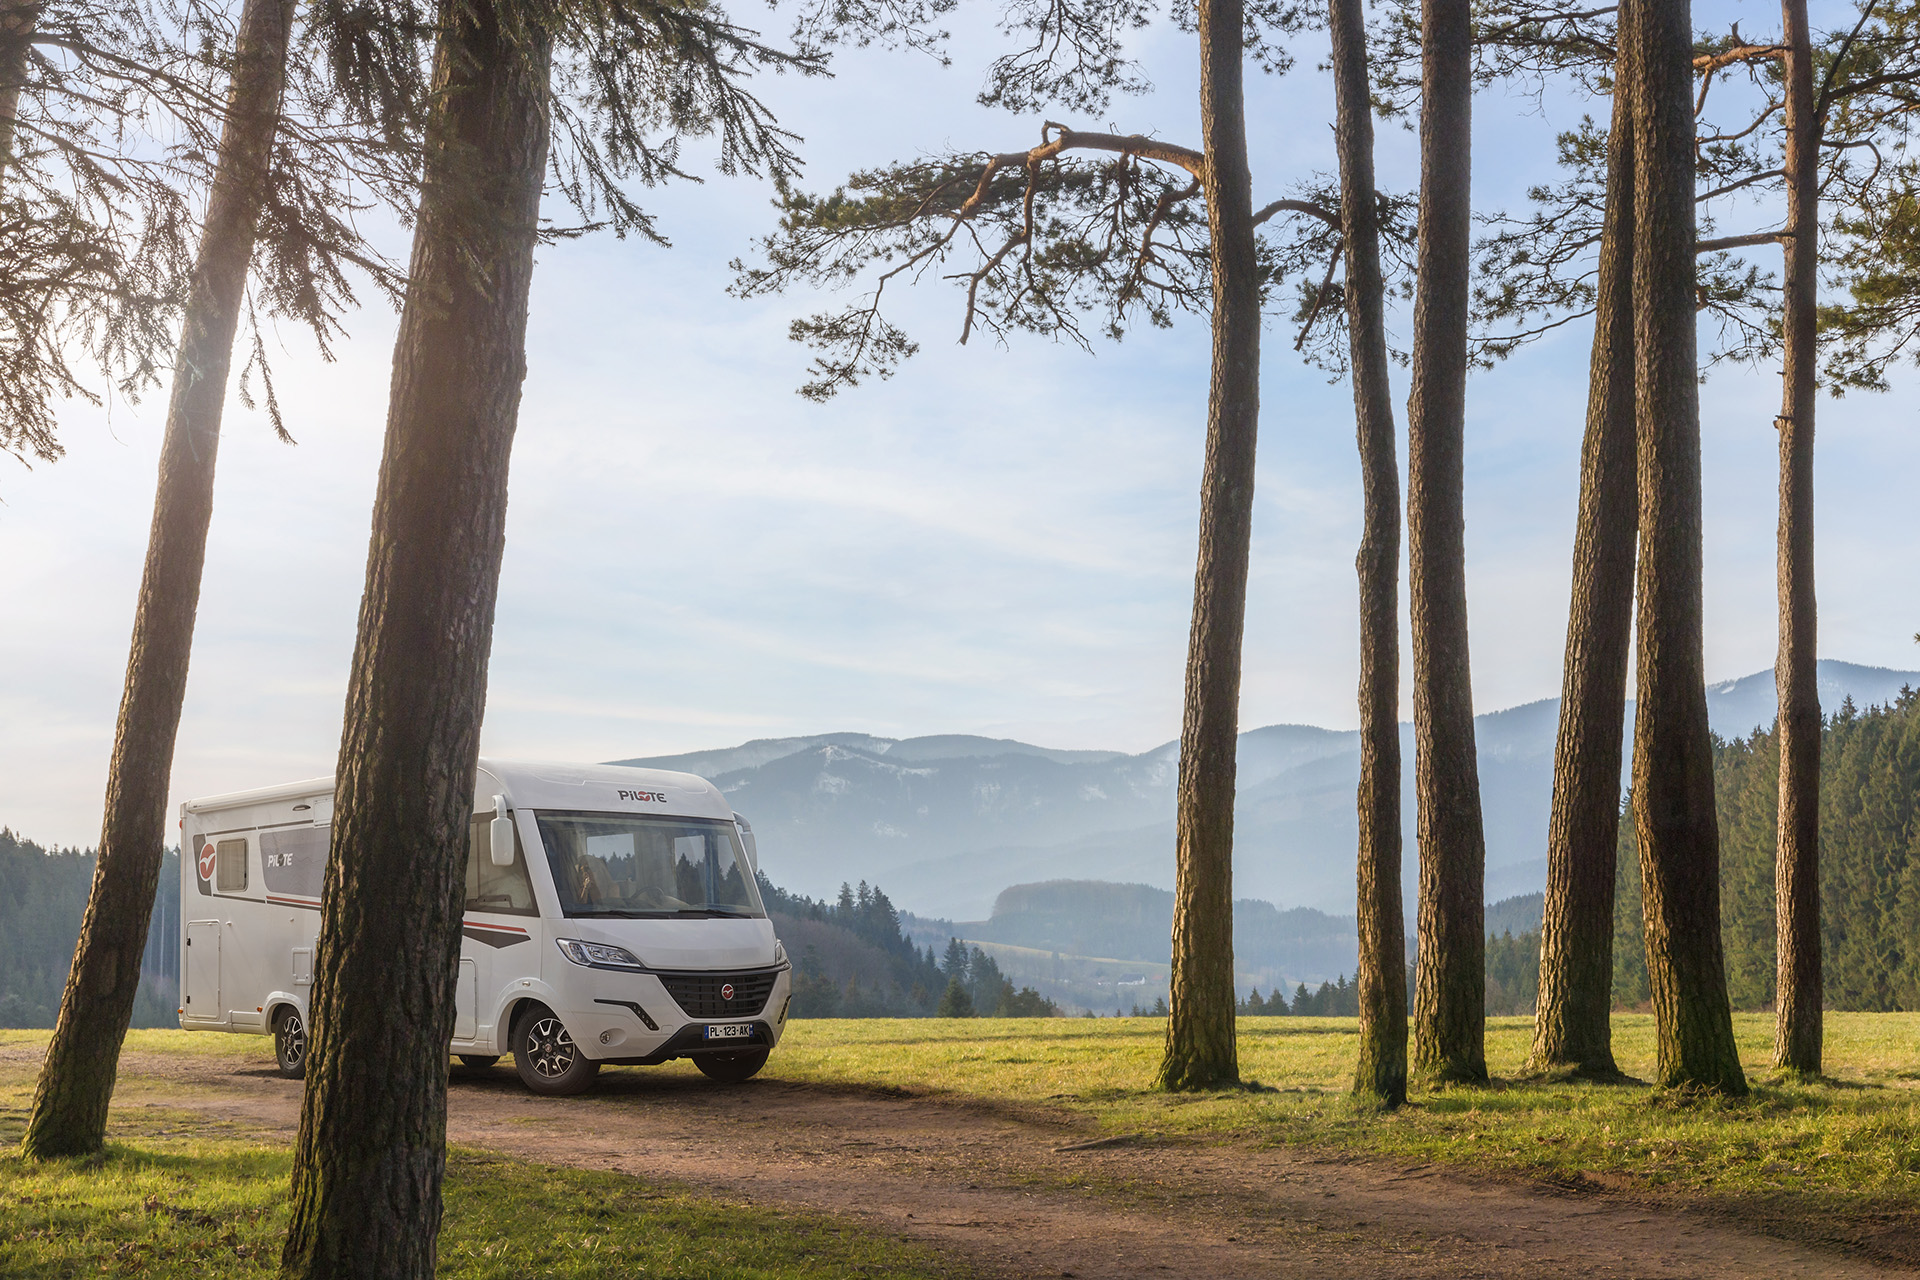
[[196, 842, 217, 881], [720, 983, 735, 1001]]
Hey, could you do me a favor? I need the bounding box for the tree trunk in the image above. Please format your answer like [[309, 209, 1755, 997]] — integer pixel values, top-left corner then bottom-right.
[[1158, 0, 1258, 1093], [1773, 0, 1821, 1078], [1624, 0, 1747, 1096], [278, 0, 550, 1270], [1328, 0, 1405, 1107], [1405, 0, 1486, 1086], [1530, 76, 1636, 1080], [0, 0, 35, 184], [19, 0, 294, 1161]]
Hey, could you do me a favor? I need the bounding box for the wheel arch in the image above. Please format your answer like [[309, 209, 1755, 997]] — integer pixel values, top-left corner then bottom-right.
[[264, 994, 305, 1029], [502, 995, 544, 1047]]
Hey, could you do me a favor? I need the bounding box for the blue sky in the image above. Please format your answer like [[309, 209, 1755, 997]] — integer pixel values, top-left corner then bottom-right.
[[5, 0, 1917, 848]]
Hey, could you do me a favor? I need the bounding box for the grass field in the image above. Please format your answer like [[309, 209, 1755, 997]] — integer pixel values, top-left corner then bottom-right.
[[3, 1013, 1917, 1273], [0, 1032, 956, 1279], [769, 1012, 1920, 1201]]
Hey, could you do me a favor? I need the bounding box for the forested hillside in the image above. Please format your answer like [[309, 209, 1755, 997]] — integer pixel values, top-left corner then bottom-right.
[[752, 874, 1059, 1017], [0, 831, 178, 1029], [1615, 688, 1920, 1011]]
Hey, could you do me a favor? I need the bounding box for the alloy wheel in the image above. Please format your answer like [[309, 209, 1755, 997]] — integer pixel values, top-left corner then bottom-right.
[[526, 1016, 576, 1078]]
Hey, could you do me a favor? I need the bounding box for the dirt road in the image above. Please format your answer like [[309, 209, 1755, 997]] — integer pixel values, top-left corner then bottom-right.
[[95, 1049, 1920, 1279]]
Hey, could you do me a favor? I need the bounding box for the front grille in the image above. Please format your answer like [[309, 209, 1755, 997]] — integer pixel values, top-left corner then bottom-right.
[[658, 969, 778, 1018]]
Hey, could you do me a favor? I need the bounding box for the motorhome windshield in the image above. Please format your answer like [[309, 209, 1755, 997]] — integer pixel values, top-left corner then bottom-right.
[[535, 812, 765, 919]]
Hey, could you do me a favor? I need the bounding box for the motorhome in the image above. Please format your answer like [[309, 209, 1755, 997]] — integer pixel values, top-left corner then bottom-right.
[[177, 759, 790, 1094]]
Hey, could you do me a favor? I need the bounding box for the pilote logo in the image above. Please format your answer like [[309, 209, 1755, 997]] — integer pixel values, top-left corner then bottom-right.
[[196, 843, 217, 881], [617, 789, 668, 803]]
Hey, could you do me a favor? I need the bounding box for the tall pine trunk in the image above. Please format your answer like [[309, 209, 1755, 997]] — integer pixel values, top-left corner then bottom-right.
[[1329, 0, 1405, 1106], [1158, 0, 1258, 1093], [279, 0, 551, 1269], [19, 0, 294, 1160], [1530, 77, 1636, 1079], [1772, 0, 1821, 1078], [1406, 0, 1487, 1086], [0, 0, 33, 181], [1625, 0, 1746, 1096]]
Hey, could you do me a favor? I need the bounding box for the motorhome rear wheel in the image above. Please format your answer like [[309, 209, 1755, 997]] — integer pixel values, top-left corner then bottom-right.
[[694, 1048, 770, 1083], [514, 1004, 601, 1095], [273, 1008, 308, 1080]]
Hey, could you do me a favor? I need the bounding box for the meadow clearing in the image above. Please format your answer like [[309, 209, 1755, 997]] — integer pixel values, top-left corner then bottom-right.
[[2, 1013, 1917, 1276]]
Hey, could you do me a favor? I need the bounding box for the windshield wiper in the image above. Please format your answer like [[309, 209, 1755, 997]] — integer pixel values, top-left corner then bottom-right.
[[676, 907, 754, 918]]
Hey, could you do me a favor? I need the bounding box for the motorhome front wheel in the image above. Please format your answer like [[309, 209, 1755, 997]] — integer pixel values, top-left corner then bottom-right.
[[513, 1005, 601, 1096], [273, 1009, 308, 1080]]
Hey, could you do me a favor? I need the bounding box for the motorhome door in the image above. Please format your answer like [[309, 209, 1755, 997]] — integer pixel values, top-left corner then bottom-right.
[[185, 920, 220, 1016]]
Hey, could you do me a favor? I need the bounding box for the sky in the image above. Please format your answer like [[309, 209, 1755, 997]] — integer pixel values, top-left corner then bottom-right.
[[4, 0, 1918, 850]]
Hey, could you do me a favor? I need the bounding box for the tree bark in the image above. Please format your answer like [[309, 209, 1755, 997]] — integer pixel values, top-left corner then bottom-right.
[[19, 0, 293, 1160], [0, 0, 35, 185], [1328, 0, 1405, 1107], [279, 0, 551, 1270], [1624, 0, 1747, 1096], [1158, 0, 1258, 1093], [1530, 74, 1636, 1080], [1773, 0, 1821, 1078], [1406, 0, 1487, 1086]]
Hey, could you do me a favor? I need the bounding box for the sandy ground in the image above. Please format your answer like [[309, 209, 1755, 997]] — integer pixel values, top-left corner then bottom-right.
[[31, 1044, 1920, 1280]]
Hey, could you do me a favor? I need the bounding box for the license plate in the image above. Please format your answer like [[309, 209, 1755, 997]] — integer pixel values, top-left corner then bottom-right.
[[704, 1023, 753, 1041]]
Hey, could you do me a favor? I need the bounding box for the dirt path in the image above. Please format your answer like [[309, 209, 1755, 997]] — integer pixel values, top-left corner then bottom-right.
[[88, 1049, 1920, 1280]]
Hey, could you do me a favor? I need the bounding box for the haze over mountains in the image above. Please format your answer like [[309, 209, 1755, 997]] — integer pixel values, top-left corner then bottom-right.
[[617, 660, 1920, 921]]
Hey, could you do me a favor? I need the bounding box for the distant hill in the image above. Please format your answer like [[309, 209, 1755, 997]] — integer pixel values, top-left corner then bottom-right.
[[898, 878, 1361, 1013], [1485, 892, 1545, 938], [619, 660, 1919, 920]]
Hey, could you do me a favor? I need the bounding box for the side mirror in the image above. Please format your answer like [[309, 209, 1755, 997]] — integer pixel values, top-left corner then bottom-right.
[[489, 796, 515, 867]]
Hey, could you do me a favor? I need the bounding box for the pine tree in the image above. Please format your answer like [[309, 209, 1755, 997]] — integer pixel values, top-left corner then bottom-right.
[[1623, 0, 1745, 1094], [1406, 0, 1489, 1087], [937, 977, 976, 1017], [280, 0, 821, 1265], [22, 0, 413, 1159], [1532, 48, 1635, 1081], [1329, 0, 1408, 1108]]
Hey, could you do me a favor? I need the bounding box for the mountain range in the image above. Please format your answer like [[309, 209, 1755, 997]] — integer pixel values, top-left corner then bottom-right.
[[615, 659, 1920, 920]]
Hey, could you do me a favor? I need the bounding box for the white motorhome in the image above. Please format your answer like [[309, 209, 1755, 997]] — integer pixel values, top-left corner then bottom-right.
[[177, 759, 790, 1094]]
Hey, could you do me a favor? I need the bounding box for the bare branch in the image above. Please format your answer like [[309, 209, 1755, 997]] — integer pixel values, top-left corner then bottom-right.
[[1698, 168, 1785, 202], [1253, 196, 1339, 228], [1697, 228, 1792, 252], [1293, 240, 1343, 349]]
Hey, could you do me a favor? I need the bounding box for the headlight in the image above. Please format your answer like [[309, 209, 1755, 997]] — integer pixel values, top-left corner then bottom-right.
[[555, 938, 646, 970], [774, 940, 788, 965]]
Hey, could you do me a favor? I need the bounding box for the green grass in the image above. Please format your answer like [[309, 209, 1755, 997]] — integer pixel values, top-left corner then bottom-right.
[[3, 1014, 1916, 1271], [768, 1012, 1920, 1203], [0, 1031, 955, 1278], [0, 1130, 956, 1278]]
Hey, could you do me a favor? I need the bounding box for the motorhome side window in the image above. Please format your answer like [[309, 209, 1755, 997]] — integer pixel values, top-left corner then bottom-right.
[[536, 813, 765, 919], [215, 838, 248, 893], [260, 826, 328, 900], [465, 817, 537, 916]]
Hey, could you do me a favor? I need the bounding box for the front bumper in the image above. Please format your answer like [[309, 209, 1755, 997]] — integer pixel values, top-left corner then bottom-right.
[[557, 964, 790, 1063]]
